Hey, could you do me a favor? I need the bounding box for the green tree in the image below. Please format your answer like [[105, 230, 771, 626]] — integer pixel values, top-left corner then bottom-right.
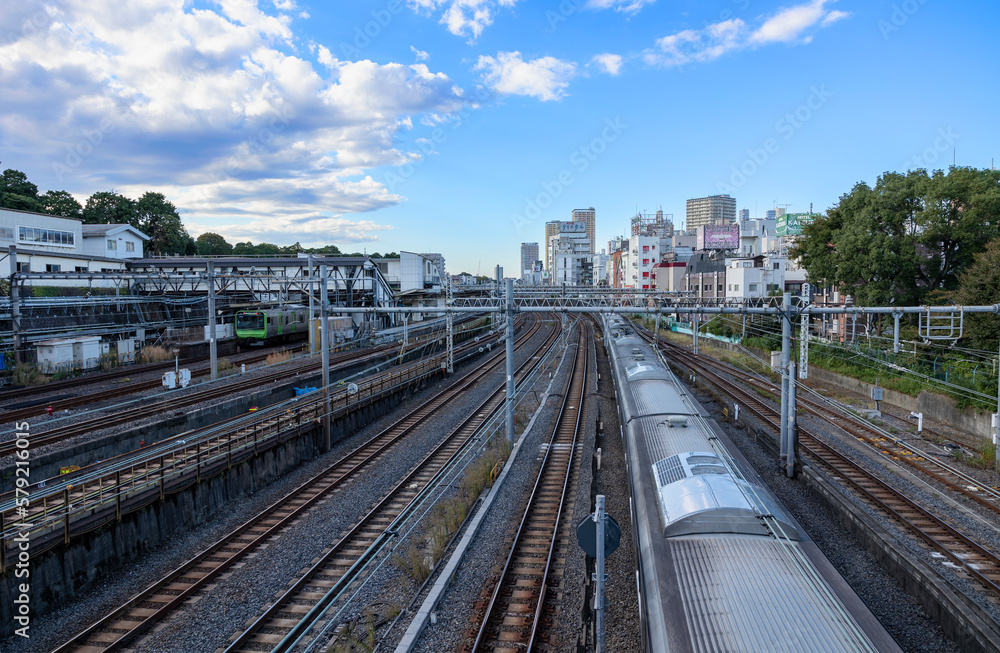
[[792, 167, 1000, 306], [0, 168, 41, 211], [136, 192, 193, 255], [40, 190, 83, 218], [196, 232, 233, 256], [956, 238, 1000, 353], [83, 191, 139, 228], [233, 241, 257, 256]]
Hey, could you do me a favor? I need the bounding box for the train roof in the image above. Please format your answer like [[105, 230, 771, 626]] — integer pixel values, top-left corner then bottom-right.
[[651, 534, 881, 652]]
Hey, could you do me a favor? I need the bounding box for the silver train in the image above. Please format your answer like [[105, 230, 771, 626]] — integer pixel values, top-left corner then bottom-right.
[[603, 316, 900, 653]]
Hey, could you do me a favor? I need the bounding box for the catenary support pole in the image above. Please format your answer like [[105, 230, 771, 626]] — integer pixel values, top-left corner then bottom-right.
[[780, 292, 791, 469], [207, 261, 218, 381], [787, 361, 797, 478], [320, 264, 331, 453], [594, 494, 607, 653], [893, 311, 902, 354], [308, 254, 315, 352], [693, 305, 699, 356], [799, 303, 809, 379], [9, 246, 20, 365], [505, 278, 515, 444], [446, 278, 454, 373]]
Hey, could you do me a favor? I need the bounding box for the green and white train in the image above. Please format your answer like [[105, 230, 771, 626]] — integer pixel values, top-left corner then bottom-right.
[[234, 306, 309, 344]]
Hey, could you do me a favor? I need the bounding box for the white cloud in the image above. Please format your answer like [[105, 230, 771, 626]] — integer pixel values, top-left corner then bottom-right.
[[646, 0, 849, 67], [475, 51, 577, 101], [586, 0, 655, 15], [592, 53, 623, 76], [411, 45, 430, 61], [407, 0, 517, 39], [0, 0, 468, 246]]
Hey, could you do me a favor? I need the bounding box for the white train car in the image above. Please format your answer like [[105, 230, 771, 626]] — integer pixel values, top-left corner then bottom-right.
[[603, 316, 901, 653]]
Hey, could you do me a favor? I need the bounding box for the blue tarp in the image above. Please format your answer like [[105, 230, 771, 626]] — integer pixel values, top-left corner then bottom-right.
[[293, 386, 318, 396]]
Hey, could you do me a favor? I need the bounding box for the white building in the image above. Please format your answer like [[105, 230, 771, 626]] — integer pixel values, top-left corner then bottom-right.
[[725, 255, 787, 299], [399, 251, 445, 292], [0, 208, 149, 285], [738, 218, 779, 256], [548, 222, 591, 285], [81, 224, 149, 259], [620, 235, 662, 289], [591, 250, 610, 285]]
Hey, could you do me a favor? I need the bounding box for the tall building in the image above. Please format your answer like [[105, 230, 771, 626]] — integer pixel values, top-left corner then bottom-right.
[[520, 242, 539, 279], [686, 194, 737, 230], [571, 207, 596, 255], [544, 221, 561, 271], [739, 208, 750, 222]]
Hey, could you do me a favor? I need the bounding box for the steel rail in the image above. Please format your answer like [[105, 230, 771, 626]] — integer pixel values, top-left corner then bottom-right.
[[660, 342, 1000, 599], [49, 316, 546, 653], [220, 317, 561, 653], [467, 320, 589, 652]]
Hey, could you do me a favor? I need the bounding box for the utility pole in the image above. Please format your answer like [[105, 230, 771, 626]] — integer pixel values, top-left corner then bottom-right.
[[786, 361, 798, 478], [446, 276, 454, 373], [320, 264, 331, 453], [207, 260, 218, 381], [692, 305, 699, 355], [505, 278, 515, 443], [799, 283, 810, 379], [9, 245, 20, 365], [779, 292, 791, 471], [308, 254, 315, 353], [593, 494, 607, 653]]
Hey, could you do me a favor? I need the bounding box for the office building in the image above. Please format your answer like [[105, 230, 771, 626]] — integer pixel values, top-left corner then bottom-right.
[[572, 207, 596, 254], [739, 208, 750, 222], [685, 194, 736, 230], [544, 221, 561, 272], [520, 242, 539, 279]]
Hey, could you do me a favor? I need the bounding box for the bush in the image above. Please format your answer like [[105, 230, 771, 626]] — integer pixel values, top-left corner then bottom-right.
[[137, 345, 173, 364], [11, 363, 47, 386], [265, 350, 291, 366]]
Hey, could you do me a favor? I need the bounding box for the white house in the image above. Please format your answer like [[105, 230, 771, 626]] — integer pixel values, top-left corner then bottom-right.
[[81, 224, 149, 259]]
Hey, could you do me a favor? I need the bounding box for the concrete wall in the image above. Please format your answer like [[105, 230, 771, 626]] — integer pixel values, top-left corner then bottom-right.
[[806, 366, 993, 440]]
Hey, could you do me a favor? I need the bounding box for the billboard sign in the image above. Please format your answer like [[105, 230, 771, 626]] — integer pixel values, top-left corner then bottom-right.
[[697, 224, 739, 250], [559, 221, 586, 233], [776, 213, 818, 237]]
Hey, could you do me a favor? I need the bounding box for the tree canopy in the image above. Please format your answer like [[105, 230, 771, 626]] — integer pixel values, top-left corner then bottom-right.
[[792, 167, 1000, 306], [0, 166, 395, 259]]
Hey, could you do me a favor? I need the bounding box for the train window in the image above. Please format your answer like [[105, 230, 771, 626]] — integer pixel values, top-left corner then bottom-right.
[[237, 313, 265, 330]]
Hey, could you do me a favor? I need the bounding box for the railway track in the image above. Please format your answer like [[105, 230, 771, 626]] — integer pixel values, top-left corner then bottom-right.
[[218, 317, 561, 653], [654, 337, 1000, 600], [0, 343, 314, 423], [50, 315, 553, 653], [0, 336, 445, 457], [461, 319, 590, 652], [662, 338, 1000, 517]]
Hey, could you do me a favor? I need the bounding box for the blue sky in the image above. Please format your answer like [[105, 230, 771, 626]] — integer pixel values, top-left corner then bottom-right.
[[1, 0, 997, 275]]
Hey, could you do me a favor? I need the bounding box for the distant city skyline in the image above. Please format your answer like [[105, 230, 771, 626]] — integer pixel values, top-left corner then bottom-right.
[[1, 1, 996, 276]]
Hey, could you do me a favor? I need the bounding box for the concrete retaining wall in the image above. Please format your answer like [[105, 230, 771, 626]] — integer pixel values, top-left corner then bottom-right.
[[805, 366, 993, 440]]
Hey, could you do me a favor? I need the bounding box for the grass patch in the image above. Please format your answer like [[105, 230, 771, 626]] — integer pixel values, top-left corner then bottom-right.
[[217, 358, 238, 377], [11, 363, 47, 386], [265, 349, 291, 366], [393, 438, 512, 584], [137, 345, 173, 364]]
